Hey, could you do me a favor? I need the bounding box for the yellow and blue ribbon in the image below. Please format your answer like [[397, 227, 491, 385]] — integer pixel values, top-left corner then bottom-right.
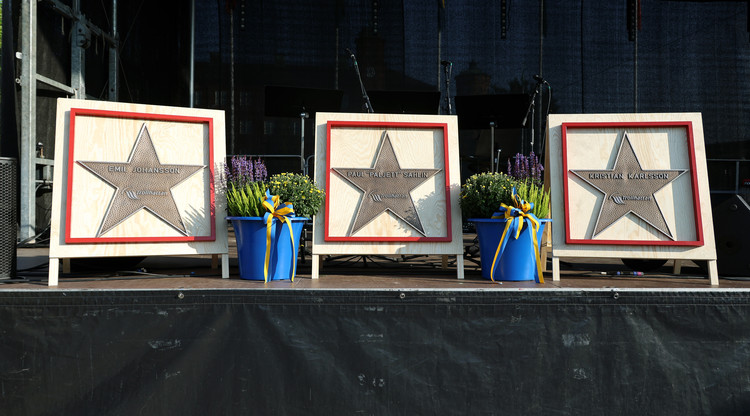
[[489, 187, 544, 283], [261, 189, 297, 283]]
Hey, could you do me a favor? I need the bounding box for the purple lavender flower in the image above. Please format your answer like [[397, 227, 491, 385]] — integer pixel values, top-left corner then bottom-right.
[[254, 158, 268, 181], [241, 156, 254, 184], [223, 161, 233, 185], [506, 152, 545, 185], [224, 155, 268, 188], [522, 155, 530, 179]]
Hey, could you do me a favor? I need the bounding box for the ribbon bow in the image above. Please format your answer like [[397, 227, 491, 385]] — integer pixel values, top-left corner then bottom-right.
[[261, 190, 297, 283], [489, 187, 544, 283]]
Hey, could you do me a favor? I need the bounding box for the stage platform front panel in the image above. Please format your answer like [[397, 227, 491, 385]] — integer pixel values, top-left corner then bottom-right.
[[2, 269, 750, 415]]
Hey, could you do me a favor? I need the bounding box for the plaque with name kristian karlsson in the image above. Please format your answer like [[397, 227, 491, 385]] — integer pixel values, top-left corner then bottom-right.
[[562, 122, 703, 245], [546, 113, 721, 285], [569, 131, 687, 241], [546, 114, 718, 284]]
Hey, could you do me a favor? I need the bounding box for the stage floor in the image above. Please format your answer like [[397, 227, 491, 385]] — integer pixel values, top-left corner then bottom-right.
[[6, 241, 749, 290]]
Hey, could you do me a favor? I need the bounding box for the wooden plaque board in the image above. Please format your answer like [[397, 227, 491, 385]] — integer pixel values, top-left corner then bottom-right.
[[546, 113, 718, 285], [311, 113, 464, 279], [49, 99, 228, 286]]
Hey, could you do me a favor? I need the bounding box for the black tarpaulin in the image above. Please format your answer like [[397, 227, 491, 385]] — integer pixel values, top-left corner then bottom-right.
[[1, 289, 750, 415]]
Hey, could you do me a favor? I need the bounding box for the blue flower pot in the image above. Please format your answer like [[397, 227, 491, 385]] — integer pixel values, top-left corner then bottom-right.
[[470, 218, 550, 281], [228, 216, 307, 281]]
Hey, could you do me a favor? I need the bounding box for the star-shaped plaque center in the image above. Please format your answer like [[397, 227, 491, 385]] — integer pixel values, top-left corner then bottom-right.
[[77, 123, 205, 237], [570, 131, 687, 239], [332, 132, 441, 236]]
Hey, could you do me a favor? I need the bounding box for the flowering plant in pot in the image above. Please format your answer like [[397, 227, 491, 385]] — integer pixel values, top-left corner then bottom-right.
[[266, 172, 326, 219], [222, 156, 325, 282], [460, 168, 550, 283], [506, 151, 544, 186], [224, 156, 268, 218]]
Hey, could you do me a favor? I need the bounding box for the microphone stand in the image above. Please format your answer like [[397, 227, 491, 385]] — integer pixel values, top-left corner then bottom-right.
[[442, 61, 453, 115], [522, 75, 545, 154], [538, 80, 552, 161], [347, 49, 374, 113]]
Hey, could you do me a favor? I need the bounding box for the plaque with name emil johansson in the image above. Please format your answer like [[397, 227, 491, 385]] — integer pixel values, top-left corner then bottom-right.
[[64, 110, 217, 244], [49, 99, 228, 286], [77, 123, 205, 237]]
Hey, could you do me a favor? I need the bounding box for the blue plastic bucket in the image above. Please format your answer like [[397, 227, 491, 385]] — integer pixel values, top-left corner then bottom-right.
[[229, 216, 307, 281], [470, 218, 550, 281]]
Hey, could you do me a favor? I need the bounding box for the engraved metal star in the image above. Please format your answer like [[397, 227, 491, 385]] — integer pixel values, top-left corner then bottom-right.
[[332, 132, 441, 236], [570, 131, 687, 239], [77, 123, 205, 237]]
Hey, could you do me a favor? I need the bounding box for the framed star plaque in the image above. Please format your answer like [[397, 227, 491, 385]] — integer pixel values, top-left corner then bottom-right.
[[547, 113, 718, 284], [49, 99, 228, 286], [311, 113, 464, 279]]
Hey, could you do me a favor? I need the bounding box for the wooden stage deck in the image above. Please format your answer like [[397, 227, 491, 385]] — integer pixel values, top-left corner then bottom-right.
[[6, 238, 748, 291]]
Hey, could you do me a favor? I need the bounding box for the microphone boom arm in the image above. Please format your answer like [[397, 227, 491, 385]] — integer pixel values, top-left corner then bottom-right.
[[347, 49, 374, 113], [522, 75, 548, 127]]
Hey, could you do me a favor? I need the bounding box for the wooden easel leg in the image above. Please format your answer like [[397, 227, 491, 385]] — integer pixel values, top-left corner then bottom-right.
[[48, 258, 59, 287], [672, 259, 682, 274], [442, 255, 449, 270], [456, 255, 464, 280], [707, 259, 719, 286], [552, 256, 561, 282], [211, 254, 219, 270], [62, 258, 71, 274], [312, 255, 320, 279], [221, 254, 229, 279]]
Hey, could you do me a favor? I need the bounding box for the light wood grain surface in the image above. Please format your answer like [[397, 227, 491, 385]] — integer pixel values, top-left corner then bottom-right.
[[312, 112, 463, 257], [547, 112, 716, 261], [50, 98, 228, 259]]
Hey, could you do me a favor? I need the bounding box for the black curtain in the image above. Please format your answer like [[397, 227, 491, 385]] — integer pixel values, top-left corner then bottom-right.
[[1, 0, 19, 160]]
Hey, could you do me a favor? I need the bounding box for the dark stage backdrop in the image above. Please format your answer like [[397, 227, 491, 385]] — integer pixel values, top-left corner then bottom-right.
[[4, 1, 749, 224], [1, 289, 750, 415], [192, 0, 750, 179]]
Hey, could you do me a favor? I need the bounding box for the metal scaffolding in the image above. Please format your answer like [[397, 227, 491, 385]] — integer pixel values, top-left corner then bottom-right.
[[17, 0, 119, 242]]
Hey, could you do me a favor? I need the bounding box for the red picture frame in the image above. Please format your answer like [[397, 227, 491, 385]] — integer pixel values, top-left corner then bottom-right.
[[561, 121, 704, 246], [324, 120, 452, 242], [65, 108, 217, 244]]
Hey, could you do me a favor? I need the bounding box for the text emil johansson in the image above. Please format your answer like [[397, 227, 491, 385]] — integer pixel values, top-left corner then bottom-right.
[[107, 166, 182, 174]]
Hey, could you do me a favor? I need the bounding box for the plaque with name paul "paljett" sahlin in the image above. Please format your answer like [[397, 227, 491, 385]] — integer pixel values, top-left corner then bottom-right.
[[311, 113, 464, 280]]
